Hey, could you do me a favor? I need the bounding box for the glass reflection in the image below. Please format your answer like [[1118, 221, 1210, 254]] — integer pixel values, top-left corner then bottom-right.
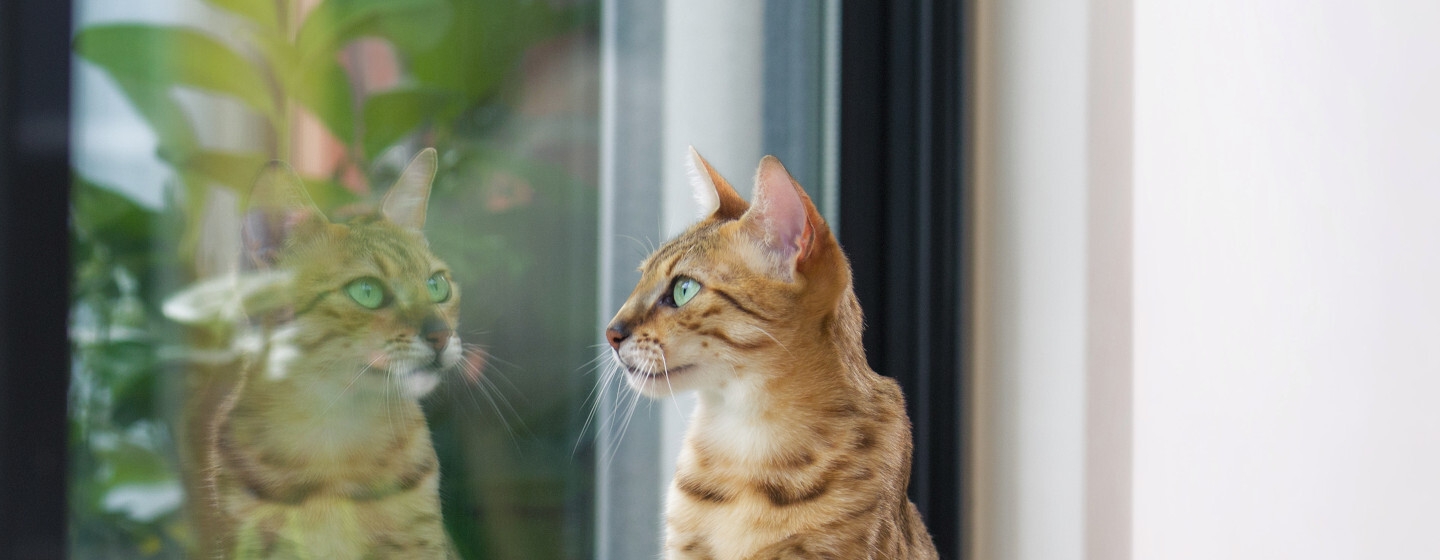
[[69, 0, 598, 557], [166, 151, 461, 558]]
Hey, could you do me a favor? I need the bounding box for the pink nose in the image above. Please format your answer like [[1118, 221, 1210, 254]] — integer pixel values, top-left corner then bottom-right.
[[425, 329, 451, 353], [421, 316, 451, 353], [605, 322, 631, 350]]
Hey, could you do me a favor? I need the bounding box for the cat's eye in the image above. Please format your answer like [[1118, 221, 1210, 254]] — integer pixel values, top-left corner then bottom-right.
[[672, 276, 701, 307], [427, 273, 451, 303], [344, 277, 387, 309]]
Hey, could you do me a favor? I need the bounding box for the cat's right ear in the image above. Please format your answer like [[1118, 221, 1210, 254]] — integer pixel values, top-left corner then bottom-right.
[[242, 161, 327, 269], [687, 146, 748, 220], [739, 155, 817, 281]]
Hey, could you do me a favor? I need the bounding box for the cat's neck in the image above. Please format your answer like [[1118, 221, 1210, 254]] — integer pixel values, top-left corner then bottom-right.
[[690, 369, 865, 466], [228, 345, 426, 460]]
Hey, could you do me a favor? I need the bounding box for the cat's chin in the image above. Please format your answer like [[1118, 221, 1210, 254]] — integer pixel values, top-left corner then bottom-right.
[[623, 364, 699, 397], [399, 370, 442, 398]]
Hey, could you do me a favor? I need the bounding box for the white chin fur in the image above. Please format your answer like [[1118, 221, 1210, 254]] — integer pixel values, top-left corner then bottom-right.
[[402, 371, 441, 398]]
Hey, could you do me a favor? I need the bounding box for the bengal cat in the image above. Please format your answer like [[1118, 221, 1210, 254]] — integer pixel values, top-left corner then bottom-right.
[[176, 149, 461, 559], [605, 149, 939, 559]]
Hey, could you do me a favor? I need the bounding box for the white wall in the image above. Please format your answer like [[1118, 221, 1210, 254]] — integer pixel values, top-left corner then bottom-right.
[[1133, 1, 1440, 558], [972, 0, 1440, 558]]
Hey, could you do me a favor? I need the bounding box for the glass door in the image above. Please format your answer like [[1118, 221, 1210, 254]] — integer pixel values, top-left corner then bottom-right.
[[69, 0, 600, 557], [63, 0, 838, 558]]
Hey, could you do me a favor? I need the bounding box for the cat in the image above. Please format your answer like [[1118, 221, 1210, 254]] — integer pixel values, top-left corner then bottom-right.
[[604, 148, 939, 559], [172, 149, 461, 559]]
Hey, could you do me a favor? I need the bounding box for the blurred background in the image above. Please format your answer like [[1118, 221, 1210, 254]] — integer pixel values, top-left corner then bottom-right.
[[65, 0, 601, 557], [5, 0, 1437, 559]]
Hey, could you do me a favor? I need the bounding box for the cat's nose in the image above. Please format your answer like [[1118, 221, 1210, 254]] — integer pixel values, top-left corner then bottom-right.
[[421, 315, 451, 353], [605, 321, 631, 350]]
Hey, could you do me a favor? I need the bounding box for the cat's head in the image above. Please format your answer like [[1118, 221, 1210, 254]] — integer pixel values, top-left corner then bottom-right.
[[242, 149, 462, 398], [605, 148, 852, 398]]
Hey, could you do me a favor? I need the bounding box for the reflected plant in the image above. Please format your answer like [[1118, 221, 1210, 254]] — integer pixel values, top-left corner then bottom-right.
[[69, 177, 188, 557], [74, 0, 572, 250], [70, 0, 593, 557]]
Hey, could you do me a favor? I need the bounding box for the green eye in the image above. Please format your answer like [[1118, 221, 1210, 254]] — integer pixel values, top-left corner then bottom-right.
[[345, 277, 386, 309], [672, 277, 701, 307], [426, 273, 451, 303]]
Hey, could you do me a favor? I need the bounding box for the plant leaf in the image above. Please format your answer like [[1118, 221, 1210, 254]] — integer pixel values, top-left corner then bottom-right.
[[179, 150, 270, 193], [300, 177, 364, 212], [105, 76, 201, 164], [201, 0, 279, 30], [76, 25, 276, 121], [72, 177, 161, 249], [409, 0, 566, 101], [294, 0, 451, 64], [291, 57, 356, 144], [361, 88, 445, 159]]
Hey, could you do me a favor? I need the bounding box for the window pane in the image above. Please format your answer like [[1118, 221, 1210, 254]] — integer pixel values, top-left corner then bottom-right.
[[68, 0, 598, 557], [68, 0, 835, 557], [595, 1, 837, 557]]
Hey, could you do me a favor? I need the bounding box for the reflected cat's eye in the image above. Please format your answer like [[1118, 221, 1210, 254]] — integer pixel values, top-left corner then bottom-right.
[[345, 277, 387, 309], [427, 273, 451, 303], [672, 276, 701, 307]]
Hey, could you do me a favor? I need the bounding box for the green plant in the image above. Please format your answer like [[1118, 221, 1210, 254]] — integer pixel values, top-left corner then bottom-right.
[[70, 0, 594, 557], [74, 0, 570, 251]]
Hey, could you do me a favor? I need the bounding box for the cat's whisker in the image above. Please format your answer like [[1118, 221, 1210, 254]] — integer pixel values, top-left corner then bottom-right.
[[464, 373, 522, 446], [458, 344, 487, 382], [574, 352, 631, 456], [480, 364, 528, 406], [574, 348, 613, 373], [598, 359, 626, 464], [573, 358, 610, 446], [384, 364, 401, 440], [591, 362, 620, 462], [469, 346, 522, 374], [605, 358, 648, 468], [615, 362, 651, 458], [745, 323, 792, 356], [317, 354, 386, 419], [659, 353, 684, 419], [448, 345, 528, 439], [618, 234, 657, 258]]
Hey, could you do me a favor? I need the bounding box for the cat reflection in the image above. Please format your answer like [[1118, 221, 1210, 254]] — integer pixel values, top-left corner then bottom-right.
[[167, 149, 462, 559]]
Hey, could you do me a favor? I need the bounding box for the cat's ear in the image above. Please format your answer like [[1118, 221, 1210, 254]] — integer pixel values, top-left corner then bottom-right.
[[382, 147, 438, 230], [741, 155, 817, 279], [243, 161, 327, 269], [687, 146, 748, 220]]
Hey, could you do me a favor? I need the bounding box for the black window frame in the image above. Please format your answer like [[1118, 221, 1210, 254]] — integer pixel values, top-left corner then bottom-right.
[[1, 0, 75, 557], [840, 0, 967, 558]]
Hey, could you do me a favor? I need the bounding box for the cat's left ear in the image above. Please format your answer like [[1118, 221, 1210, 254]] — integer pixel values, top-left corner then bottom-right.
[[741, 156, 817, 279], [688, 146, 748, 220], [382, 147, 438, 230], [244, 161, 327, 270]]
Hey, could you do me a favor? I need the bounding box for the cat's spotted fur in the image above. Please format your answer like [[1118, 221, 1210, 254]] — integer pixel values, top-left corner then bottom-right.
[[606, 149, 938, 559], [181, 150, 460, 559]]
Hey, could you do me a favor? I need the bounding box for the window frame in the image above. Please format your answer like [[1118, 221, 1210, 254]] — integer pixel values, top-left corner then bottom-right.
[[0, 0, 75, 556], [839, 0, 968, 558]]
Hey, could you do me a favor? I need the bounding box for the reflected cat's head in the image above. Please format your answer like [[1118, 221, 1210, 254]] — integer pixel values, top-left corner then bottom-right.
[[240, 148, 463, 398]]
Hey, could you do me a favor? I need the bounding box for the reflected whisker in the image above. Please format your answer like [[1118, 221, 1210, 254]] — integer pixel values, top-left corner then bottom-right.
[[318, 354, 385, 418]]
